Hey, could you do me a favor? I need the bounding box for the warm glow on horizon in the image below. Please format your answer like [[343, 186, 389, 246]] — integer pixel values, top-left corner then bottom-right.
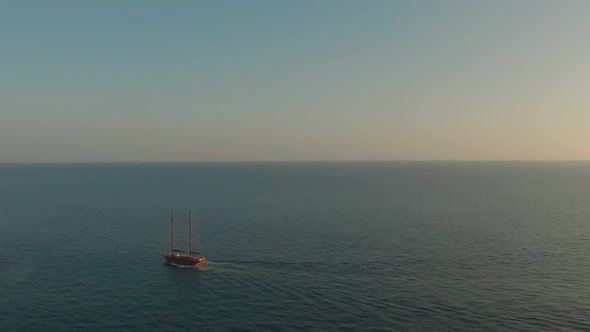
[[1, 1, 589, 162]]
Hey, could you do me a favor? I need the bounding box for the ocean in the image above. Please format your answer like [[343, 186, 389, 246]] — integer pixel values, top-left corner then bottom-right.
[[1, 161, 590, 331]]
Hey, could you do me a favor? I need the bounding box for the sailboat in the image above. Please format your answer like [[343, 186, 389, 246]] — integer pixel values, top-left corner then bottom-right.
[[161, 209, 206, 266]]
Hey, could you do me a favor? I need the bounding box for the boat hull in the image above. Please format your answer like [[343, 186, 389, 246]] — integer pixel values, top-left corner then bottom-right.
[[162, 253, 205, 266]]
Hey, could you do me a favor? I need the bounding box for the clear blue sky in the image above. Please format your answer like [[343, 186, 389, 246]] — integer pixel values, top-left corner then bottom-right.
[[1, 0, 589, 162]]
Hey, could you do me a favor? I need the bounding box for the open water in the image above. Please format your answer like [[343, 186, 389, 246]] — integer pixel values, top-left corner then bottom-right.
[[1, 161, 590, 331]]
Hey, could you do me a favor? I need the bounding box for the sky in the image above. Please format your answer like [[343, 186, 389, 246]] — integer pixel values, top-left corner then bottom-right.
[[1, 0, 589, 162]]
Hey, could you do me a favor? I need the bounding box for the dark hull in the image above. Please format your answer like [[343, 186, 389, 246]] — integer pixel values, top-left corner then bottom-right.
[[162, 252, 205, 266], [164, 257, 201, 266]]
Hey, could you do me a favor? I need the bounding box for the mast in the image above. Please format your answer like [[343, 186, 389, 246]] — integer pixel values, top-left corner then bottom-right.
[[189, 209, 192, 256], [171, 208, 175, 252]]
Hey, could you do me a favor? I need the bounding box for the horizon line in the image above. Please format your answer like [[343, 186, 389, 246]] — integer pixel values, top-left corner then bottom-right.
[[1, 159, 590, 165]]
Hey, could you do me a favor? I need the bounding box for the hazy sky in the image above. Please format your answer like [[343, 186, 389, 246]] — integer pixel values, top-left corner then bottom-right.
[[1, 0, 589, 162]]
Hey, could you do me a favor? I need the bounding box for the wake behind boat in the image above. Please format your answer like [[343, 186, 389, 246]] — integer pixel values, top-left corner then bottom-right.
[[162, 209, 206, 266]]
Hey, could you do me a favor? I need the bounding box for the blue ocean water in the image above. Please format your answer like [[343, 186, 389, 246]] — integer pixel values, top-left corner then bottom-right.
[[1, 161, 590, 331]]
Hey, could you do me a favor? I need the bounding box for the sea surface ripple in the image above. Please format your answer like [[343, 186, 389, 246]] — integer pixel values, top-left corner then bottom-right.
[[1, 162, 590, 331]]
